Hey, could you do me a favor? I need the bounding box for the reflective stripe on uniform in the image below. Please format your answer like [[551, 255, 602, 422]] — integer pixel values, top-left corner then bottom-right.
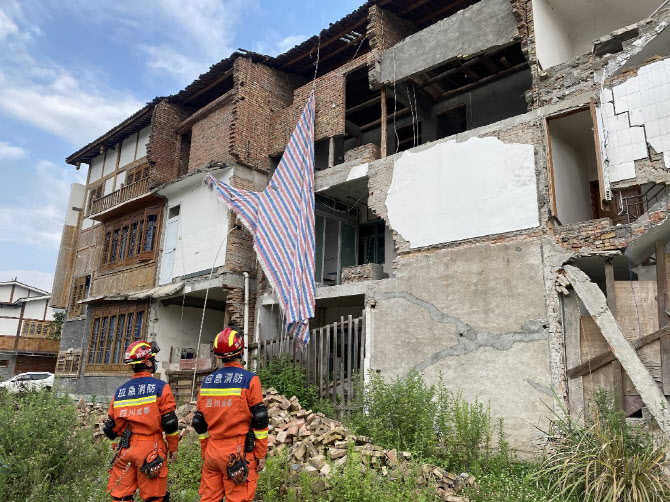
[[200, 388, 242, 396], [166, 430, 179, 436], [113, 395, 157, 407], [253, 429, 268, 439], [199, 432, 210, 440]]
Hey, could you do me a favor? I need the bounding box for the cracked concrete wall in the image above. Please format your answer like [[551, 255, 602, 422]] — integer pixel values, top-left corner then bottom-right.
[[369, 239, 551, 453]]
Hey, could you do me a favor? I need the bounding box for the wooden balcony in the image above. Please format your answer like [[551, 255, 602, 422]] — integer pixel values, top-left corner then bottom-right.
[[90, 178, 151, 217], [0, 335, 60, 354]]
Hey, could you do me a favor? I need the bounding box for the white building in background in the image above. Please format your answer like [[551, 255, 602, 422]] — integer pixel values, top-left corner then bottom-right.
[[0, 280, 58, 380]]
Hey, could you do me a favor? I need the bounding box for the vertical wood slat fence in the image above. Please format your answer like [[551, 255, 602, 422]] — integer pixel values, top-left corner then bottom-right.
[[257, 315, 365, 418]]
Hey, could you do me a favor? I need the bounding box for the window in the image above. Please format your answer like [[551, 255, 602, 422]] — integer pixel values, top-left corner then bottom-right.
[[87, 184, 104, 215], [86, 303, 146, 373], [125, 164, 150, 186], [56, 351, 82, 376], [21, 320, 55, 338], [68, 275, 90, 318], [101, 206, 161, 270], [359, 220, 385, 265], [0, 360, 8, 368], [395, 122, 422, 152]]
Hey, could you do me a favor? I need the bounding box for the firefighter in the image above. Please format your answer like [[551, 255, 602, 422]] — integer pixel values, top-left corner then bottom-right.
[[103, 341, 180, 502], [192, 327, 269, 502]]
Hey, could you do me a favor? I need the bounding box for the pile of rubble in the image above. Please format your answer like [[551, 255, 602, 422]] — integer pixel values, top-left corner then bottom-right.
[[80, 389, 475, 501], [178, 389, 474, 501]]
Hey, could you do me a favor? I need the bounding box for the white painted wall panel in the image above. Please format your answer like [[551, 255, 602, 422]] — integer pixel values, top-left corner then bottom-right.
[[102, 146, 118, 176], [0, 318, 17, 337], [104, 177, 114, 196], [551, 134, 593, 224], [116, 170, 127, 188], [136, 127, 150, 159], [23, 300, 46, 320], [90, 155, 104, 182], [385, 137, 539, 248], [119, 134, 137, 168], [0, 285, 13, 302], [165, 171, 233, 279], [82, 218, 94, 230], [532, 0, 573, 70], [12, 286, 30, 299], [65, 184, 85, 226]]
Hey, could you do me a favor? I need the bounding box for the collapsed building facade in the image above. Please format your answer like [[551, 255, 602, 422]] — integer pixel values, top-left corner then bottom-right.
[[51, 0, 670, 451]]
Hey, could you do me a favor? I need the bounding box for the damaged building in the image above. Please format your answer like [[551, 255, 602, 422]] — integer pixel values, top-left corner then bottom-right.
[[51, 0, 670, 451]]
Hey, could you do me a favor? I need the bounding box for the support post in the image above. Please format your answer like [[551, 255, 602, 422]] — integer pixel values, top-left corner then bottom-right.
[[380, 88, 387, 158], [562, 291, 584, 419], [656, 241, 670, 394], [328, 137, 335, 168], [605, 260, 625, 409], [564, 265, 670, 438]]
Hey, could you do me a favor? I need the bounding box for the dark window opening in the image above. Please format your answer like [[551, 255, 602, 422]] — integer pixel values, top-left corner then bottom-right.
[[437, 106, 467, 139], [359, 220, 385, 265], [395, 122, 422, 152]]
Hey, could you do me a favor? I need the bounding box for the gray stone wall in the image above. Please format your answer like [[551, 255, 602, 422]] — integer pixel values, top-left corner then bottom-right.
[[0, 353, 16, 382]]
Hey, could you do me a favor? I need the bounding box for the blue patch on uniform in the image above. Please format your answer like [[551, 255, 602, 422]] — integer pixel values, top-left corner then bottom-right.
[[115, 376, 166, 399], [201, 367, 255, 389]]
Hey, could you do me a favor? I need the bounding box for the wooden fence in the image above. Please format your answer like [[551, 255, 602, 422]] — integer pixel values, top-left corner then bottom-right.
[[257, 315, 365, 418]]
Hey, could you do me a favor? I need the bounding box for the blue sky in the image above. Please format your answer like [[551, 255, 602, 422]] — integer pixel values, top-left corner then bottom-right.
[[0, 0, 363, 291]]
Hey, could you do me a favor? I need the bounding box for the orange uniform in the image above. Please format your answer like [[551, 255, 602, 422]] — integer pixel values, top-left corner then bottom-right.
[[106, 372, 179, 502], [196, 361, 269, 502]]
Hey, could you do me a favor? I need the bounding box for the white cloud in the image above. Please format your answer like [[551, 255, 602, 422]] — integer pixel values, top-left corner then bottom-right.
[[0, 1, 145, 146], [253, 33, 307, 57], [0, 9, 18, 40], [0, 160, 85, 250], [0, 270, 55, 293], [0, 141, 26, 159]]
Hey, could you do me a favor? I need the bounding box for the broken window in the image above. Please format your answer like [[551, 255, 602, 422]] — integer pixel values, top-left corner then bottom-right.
[[87, 303, 146, 373], [396, 122, 422, 152], [359, 220, 385, 265], [67, 275, 90, 319], [101, 206, 161, 270], [87, 184, 103, 215], [315, 195, 358, 286], [55, 350, 82, 376]]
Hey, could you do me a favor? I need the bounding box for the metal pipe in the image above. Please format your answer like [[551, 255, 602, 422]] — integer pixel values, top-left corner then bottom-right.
[[243, 271, 249, 363]]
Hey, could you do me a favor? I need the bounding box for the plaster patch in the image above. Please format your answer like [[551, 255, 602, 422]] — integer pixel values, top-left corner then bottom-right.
[[385, 137, 538, 248], [346, 162, 368, 182]]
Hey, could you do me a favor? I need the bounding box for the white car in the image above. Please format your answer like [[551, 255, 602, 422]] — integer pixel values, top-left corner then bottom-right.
[[0, 372, 55, 392]]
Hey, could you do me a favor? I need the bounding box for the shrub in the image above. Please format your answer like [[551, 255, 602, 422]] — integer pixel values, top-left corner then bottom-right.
[[0, 388, 109, 502], [536, 389, 670, 502], [167, 435, 202, 501], [349, 370, 510, 472]]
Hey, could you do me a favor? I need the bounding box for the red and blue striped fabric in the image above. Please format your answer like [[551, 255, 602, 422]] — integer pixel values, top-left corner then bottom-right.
[[206, 91, 315, 344]]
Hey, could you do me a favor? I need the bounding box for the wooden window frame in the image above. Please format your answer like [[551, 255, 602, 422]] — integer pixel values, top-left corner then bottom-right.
[[125, 164, 150, 187], [68, 276, 89, 319], [87, 183, 104, 215], [85, 303, 147, 374], [56, 350, 83, 376], [100, 206, 161, 271]]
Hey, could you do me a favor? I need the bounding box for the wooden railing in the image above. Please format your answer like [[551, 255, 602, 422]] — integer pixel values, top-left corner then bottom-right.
[[257, 315, 365, 418], [90, 178, 150, 216], [0, 335, 60, 353], [21, 320, 56, 338]]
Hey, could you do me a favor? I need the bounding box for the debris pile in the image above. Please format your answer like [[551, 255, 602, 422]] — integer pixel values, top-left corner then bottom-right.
[[82, 388, 475, 501]]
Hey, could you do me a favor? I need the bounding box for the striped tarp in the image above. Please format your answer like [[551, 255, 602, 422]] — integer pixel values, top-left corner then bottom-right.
[[206, 91, 315, 344]]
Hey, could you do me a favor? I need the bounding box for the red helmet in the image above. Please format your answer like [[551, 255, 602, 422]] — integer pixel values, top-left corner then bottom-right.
[[124, 340, 159, 365], [213, 328, 244, 359]]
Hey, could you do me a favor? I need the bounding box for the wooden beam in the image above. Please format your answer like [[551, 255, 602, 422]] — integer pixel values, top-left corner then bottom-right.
[[420, 57, 482, 88], [346, 95, 382, 115], [183, 69, 234, 104], [657, 242, 670, 394], [380, 88, 387, 157], [345, 119, 362, 139], [591, 99, 606, 210], [568, 325, 670, 378], [433, 63, 528, 101], [545, 118, 558, 217], [398, 0, 434, 15], [606, 260, 625, 410], [452, 59, 480, 81], [481, 56, 500, 73], [564, 264, 670, 438], [297, 33, 366, 73], [563, 290, 585, 419]]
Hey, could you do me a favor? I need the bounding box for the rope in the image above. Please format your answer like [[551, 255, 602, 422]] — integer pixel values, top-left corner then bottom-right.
[[189, 225, 235, 403]]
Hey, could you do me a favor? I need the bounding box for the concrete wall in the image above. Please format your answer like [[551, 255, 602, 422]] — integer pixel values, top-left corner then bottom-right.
[[532, 0, 573, 69], [56, 374, 128, 400], [0, 354, 16, 381], [369, 240, 551, 452], [379, 0, 518, 84], [385, 136, 539, 248], [59, 318, 88, 352]]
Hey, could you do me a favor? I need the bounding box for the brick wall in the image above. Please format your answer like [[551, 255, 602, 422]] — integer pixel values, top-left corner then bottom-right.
[[231, 58, 302, 173], [188, 99, 236, 171], [270, 54, 369, 155], [147, 100, 190, 186], [224, 286, 256, 337], [367, 5, 416, 88]]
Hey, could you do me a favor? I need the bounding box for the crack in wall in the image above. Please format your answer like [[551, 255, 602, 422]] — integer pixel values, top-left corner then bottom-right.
[[526, 378, 553, 396], [376, 291, 548, 371]]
